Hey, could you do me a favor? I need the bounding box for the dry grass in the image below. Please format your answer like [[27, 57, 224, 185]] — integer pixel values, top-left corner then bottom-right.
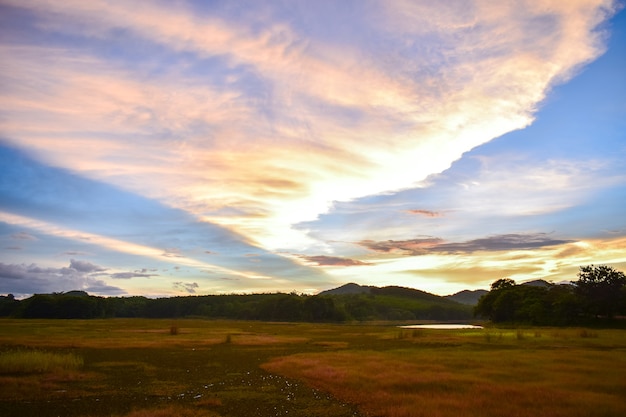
[[228, 333, 308, 345], [0, 350, 83, 374], [263, 330, 626, 417], [86, 405, 220, 417], [1, 319, 625, 417]]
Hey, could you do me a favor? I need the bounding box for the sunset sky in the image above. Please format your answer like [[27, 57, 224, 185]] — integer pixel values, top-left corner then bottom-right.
[[1, 0, 625, 298]]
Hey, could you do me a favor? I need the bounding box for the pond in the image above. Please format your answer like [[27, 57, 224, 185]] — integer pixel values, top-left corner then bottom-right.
[[399, 324, 484, 330]]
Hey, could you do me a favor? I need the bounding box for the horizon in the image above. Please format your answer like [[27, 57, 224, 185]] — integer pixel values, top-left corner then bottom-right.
[[1, 279, 502, 300], [1, 1, 625, 299]]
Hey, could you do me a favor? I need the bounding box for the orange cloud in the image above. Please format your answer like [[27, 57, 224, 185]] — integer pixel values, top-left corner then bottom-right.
[[406, 209, 443, 218], [298, 255, 372, 267]]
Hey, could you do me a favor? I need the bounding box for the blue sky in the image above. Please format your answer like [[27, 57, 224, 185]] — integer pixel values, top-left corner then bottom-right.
[[1, 0, 625, 298]]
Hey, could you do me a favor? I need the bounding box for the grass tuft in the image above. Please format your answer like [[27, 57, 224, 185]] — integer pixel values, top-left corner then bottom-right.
[[0, 350, 83, 374]]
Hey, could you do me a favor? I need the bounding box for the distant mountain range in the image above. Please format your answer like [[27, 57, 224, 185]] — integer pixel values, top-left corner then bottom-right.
[[319, 279, 554, 306]]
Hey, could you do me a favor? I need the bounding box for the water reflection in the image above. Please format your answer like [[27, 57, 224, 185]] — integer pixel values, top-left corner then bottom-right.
[[399, 324, 483, 330]]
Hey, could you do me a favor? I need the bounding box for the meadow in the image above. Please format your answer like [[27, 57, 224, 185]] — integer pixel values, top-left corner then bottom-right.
[[0, 319, 625, 417]]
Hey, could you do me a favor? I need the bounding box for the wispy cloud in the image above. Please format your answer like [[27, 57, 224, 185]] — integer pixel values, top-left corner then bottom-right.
[[69, 259, 107, 273], [359, 233, 573, 256], [432, 233, 574, 253], [406, 210, 443, 218], [110, 271, 159, 280], [359, 238, 444, 256], [298, 255, 372, 267], [11, 232, 37, 241], [173, 281, 199, 294]]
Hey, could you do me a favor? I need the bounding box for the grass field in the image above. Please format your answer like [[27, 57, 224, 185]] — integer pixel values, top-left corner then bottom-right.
[[0, 319, 625, 417]]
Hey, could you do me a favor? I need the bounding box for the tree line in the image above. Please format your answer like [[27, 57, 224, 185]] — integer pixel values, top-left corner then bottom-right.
[[0, 289, 472, 322], [475, 265, 626, 325]]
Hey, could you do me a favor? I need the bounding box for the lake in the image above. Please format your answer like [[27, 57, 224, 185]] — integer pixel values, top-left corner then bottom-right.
[[399, 324, 484, 330]]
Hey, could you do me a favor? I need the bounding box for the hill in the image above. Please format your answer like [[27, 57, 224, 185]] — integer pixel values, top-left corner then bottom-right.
[[445, 289, 488, 305], [319, 283, 473, 321], [319, 282, 373, 295]]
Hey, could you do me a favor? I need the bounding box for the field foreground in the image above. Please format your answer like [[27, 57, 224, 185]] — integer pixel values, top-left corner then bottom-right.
[[0, 319, 625, 417]]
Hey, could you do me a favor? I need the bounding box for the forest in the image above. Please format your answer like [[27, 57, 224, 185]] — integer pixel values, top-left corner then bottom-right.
[[0, 285, 472, 322]]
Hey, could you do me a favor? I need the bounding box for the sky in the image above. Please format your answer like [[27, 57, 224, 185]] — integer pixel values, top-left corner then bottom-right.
[[1, 0, 625, 299]]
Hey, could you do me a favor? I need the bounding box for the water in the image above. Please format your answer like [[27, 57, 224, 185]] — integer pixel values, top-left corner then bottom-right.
[[399, 324, 483, 330]]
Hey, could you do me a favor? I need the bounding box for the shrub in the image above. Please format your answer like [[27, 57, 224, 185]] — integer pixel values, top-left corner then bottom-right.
[[578, 329, 598, 338]]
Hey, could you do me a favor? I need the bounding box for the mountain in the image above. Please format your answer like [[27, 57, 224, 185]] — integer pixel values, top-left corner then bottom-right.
[[322, 283, 484, 305], [318, 283, 474, 320], [521, 279, 551, 287], [319, 282, 373, 295], [445, 289, 488, 305], [370, 285, 460, 304], [320, 283, 460, 304]]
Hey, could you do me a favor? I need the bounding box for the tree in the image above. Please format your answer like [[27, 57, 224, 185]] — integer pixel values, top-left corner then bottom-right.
[[490, 278, 516, 291], [0, 294, 19, 316], [575, 265, 626, 319], [474, 278, 517, 321]]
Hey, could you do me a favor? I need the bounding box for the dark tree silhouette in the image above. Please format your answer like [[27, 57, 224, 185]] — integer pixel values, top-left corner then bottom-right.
[[575, 265, 626, 318]]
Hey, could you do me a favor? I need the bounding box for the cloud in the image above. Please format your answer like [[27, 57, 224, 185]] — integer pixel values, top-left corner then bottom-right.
[[0, 261, 125, 297], [162, 248, 184, 258], [173, 281, 199, 294], [83, 283, 127, 296], [359, 238, 444, 255], [359, 233, 573, 255], [0, 0, 616, 253], [432, 233, 574, 253], [11, 232, 37, 240], [0, 210, 329, 286], [69, 259, 107, 273], [404, 264, 546, 286], [406, 210, 443, 218], [110, 271, 159, 279], [298, 255, 372, 267]]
